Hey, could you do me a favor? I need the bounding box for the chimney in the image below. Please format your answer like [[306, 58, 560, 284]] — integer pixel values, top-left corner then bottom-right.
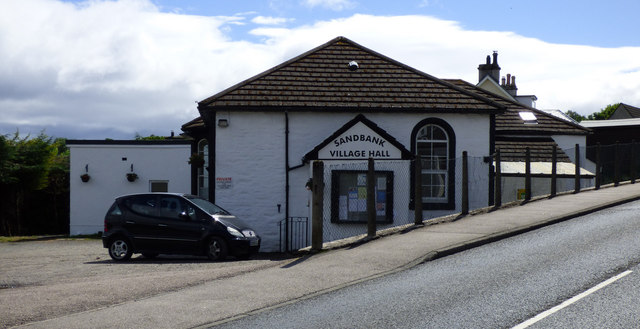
[[501, 74, 518, 96], [478, 51, 501, 83]]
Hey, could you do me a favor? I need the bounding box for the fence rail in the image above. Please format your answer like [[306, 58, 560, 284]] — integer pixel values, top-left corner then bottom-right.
[[308, 142, 640, 250]]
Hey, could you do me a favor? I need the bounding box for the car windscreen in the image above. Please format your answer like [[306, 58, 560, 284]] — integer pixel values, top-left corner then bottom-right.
[[185, 196, 231, 215]]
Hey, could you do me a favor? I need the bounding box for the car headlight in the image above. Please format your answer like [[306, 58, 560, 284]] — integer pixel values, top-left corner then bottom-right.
[[242, 229, 256, 237], [227, 226, 244, 238]]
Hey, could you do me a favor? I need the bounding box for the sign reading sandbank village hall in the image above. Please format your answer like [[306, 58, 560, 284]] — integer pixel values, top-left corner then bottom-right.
[[317, 122, 402, 160]]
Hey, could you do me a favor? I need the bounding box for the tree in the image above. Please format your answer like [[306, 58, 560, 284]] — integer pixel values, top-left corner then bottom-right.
[[134, 133, 168, 140], [565, 103, 620, 122], [565, 110, 586, 122], [586, 103, 619, 121], [0, 132, 64, 235]]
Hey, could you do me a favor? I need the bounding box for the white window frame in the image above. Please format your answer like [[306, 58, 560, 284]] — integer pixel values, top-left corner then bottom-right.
[[197, 139, 209, 198], [416, 124, 449, 203]]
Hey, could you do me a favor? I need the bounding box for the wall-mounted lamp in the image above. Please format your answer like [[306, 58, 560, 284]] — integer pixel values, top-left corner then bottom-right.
[[218, 119, 229, 127]]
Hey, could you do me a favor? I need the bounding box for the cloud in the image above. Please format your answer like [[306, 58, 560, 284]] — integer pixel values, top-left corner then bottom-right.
[[1, 1, 639, 139], [251, 14, 640, 114], [0, 0, 277, 138], [251, 16, 294, 25], [301, 0, 356, 11]]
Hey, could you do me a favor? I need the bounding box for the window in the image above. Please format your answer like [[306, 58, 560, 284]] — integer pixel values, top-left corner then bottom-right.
[[518, 111, 538, 124], [150, 181, 168, 192], [331, 170, 393, 223], [198, 139, 209, 198], [157, 196, 195, 220], [411, 118, 456, 210], [124, 195, 157, 216], [416, 124, 449, 202]]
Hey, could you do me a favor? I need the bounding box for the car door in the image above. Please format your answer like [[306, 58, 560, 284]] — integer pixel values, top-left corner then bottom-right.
[[121, 194, 162, 251], [155, 196, 204, 254]]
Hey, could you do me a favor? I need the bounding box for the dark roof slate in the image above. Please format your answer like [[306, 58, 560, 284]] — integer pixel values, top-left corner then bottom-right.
[[181, 116, 205, 132], [445, 79, 590, 136], [495, 136, 572, 162], [199, 37, 504, 113], [610, 103, 640, 119]]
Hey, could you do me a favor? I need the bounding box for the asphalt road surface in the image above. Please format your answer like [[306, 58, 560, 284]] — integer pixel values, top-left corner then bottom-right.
[[0, 240, 291, 329], [213, 200, 640, 328]]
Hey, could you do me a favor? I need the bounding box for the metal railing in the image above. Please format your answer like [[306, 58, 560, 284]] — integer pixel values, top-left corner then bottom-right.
[[278, 217, 309, 252]]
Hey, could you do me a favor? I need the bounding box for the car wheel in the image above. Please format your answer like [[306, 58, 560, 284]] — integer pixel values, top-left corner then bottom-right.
[[206, 236, 228, 261], [108, 238, 133, 261], [142, 253, 158, 259]]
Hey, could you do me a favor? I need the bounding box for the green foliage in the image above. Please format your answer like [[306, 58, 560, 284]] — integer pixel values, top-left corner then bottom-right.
[[565, 110, 586, 122], [1, 132, 57, 190], [0, 131, 69, 236], [586, 103, 619, 121], [0, 135, 17, 184], [134, 133, 168, 140], [565, 103, 620, 122]]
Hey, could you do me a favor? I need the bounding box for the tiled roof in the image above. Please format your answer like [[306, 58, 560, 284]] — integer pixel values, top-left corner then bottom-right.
[[495, 136, 572, 162], [610, 103, 640, 119], [445, 79, 590, 136], [181, 116, 205, 132], [198, 37, 505, 113]]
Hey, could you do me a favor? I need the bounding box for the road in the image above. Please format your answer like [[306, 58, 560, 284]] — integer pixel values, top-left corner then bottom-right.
[[0, 240, 291, 329], [212, 200, 640, 328]]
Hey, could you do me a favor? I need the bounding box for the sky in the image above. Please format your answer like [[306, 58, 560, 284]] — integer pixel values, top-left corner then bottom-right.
[[1, 0, 640, 140]]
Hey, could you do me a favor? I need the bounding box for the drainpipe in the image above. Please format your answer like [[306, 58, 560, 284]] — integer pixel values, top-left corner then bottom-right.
[[284, 111, 307, 252], [285, 111, 290, 251], [200, 108, 216, 203]]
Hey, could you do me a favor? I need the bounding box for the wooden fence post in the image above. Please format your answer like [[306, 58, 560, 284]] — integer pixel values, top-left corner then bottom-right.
[[550, 146, 557, 198], [461, 151, 469, 215], [631, 140, 636, 184], [574, 144, 581, 193], [525, 147, 531, 202], [414, 156, 423, 225], [614, 142, 620, 187], [595, 143, 601, 190], [311, 161, 324, 251], [367, 158, 376, 238], [494, 149, 502, 208]]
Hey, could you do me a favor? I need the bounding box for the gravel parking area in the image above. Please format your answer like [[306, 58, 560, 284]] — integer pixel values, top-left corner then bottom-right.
[[0, 239, 291, 328]]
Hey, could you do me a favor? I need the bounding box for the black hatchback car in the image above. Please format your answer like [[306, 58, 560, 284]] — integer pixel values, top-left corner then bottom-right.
[[102, 193, 260, 261]]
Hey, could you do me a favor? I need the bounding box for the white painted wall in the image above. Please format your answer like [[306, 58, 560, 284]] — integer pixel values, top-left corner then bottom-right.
[[500, 176, 593, 204], [68, 143, 191, 235], [552, 134, 596, 173], [214, 112, 286, 252], [214, 111, 492, 251]]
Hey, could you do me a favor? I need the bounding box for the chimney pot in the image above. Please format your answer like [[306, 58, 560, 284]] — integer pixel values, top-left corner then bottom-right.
[[492, 51, 498, 65]]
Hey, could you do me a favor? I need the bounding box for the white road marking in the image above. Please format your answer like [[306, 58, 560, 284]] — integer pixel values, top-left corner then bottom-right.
[[511, 270, 633, 329]]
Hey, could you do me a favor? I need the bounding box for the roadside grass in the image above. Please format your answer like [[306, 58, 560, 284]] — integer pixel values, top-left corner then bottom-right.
[[0, 233, 102, 243]]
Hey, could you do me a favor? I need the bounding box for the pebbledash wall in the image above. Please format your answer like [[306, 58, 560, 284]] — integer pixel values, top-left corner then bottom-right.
[[213, 111, 493, 252], [67, 140, 191, 235]]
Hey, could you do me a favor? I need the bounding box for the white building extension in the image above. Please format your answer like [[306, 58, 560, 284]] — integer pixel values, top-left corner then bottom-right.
[[67, 140, 191, 235]]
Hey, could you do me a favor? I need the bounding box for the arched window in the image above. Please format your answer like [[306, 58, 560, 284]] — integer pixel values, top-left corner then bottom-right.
[[411, 118, 456, 210], [417, 124, 449, 201], [197, 139, 209, 198]]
